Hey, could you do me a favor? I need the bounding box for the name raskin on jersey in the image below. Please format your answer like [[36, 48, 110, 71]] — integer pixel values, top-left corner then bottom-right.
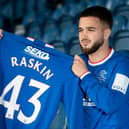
[[24, 46, 50, 60], [11, 57, 54, 80]]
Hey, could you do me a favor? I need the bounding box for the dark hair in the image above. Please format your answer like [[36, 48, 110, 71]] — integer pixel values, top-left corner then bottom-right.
[[79, 6, 113, 29]]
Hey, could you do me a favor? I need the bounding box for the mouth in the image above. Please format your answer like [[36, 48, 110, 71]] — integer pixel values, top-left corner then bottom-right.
[[81, 39, 90, 47]]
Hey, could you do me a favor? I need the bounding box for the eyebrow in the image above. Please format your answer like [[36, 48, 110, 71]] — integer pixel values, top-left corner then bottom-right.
[[78, 27, 96, 30]]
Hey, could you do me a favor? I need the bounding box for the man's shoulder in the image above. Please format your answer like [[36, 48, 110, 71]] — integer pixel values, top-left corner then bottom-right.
[[114, 50, 129, 62]]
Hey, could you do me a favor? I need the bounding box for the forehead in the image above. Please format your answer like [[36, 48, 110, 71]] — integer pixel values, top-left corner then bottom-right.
[[79, 16, 103, 28]]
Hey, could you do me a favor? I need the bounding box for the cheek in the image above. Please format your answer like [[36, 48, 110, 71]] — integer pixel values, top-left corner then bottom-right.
[[93, 33, 102, 41], [79, 33, 82, 39]]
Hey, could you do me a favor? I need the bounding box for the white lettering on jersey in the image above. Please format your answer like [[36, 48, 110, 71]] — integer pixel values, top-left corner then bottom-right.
[[112, 73, 129, 94], [0, 75, 50, 124], [24, 46, 50, 60], [83, 98, 96, 107], [11, 57, 54, 80]]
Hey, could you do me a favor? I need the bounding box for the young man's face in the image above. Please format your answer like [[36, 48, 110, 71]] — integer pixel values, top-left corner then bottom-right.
[[78, 16, 106, 55]]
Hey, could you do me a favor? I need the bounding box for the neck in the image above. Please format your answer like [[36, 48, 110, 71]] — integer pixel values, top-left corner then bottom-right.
[[88, 47, 111, 63]]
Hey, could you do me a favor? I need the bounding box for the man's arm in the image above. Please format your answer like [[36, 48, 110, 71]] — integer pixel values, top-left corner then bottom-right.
[[72, 54, 129, 114]]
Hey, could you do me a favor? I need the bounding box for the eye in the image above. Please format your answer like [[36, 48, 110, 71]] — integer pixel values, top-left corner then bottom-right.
[[88, 28, 95, 31], [78, 28, 83, 32]]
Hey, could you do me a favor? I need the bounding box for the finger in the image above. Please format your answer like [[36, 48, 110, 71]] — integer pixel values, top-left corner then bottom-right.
[[0, 29, 3, 39], [74, 54, 80, 59]]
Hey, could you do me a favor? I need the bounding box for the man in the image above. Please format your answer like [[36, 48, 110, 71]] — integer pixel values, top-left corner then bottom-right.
[[72, 6, 129, 129], [0, 31, 84, 129]]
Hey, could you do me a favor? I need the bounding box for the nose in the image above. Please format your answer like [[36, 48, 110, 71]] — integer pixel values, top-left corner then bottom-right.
[[81, 30, 88, 39]]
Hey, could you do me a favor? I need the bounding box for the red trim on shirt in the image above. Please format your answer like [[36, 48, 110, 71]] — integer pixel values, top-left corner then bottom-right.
[[89, 48, 113, 65]]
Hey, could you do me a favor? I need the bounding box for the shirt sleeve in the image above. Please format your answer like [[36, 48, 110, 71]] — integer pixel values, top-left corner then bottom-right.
[[80, 59, 129, 114]]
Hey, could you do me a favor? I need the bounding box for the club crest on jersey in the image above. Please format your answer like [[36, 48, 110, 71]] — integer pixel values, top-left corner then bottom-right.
[[24, 46, 50, 60], [98, 69, 107, 82]]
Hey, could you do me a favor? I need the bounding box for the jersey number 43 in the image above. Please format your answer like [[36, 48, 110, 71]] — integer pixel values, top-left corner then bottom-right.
[[0, 75, 50, 124]]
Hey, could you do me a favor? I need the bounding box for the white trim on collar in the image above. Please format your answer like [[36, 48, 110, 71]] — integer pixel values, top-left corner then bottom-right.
[[88, 48, 114, 66]]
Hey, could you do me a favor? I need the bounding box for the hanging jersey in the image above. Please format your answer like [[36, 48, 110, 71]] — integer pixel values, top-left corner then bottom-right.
[[0, 31, 84, 129]]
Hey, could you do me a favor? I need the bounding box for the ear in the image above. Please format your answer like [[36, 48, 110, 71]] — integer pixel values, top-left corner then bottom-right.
[[104, 28, 111, 40]]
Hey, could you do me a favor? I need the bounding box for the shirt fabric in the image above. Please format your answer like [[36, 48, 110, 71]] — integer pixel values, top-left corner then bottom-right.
[[80, 48, 129, 129], [0, 31, 84, 129]]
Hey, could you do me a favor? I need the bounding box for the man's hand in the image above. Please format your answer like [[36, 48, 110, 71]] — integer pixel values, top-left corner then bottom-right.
[[72, 55, 88, 77], [0, 29, 3, 39]]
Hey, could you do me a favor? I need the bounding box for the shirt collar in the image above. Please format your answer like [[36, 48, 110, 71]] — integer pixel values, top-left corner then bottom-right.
[[88, 48, 114, 66]]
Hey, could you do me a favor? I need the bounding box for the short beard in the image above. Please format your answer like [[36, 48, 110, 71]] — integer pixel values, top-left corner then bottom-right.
[[80, 40, 104, 55]]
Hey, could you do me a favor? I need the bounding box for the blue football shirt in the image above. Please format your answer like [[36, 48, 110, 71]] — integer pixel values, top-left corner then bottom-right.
[[0, 32, 84, 129]]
